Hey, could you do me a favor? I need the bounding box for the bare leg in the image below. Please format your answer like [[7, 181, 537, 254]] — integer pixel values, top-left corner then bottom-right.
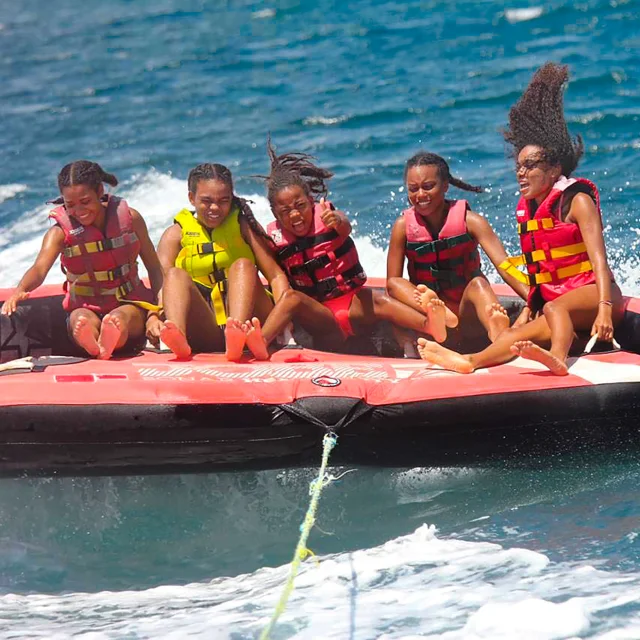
[[69, 309, 101, 357], [350, 289, 448, 341], [226, 259, 274, 323], [162, 267, 223, 353], [418, 315, 553, 372], [457, 277, 510, 342], [261, 289, 344, 346]]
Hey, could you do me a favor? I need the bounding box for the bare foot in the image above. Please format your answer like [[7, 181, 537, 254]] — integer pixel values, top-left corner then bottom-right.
[[160, 320, 192, 359], [416, 337, 474, 373], [414, 284, 458, 329], [224, 317, 247, 362], [510, 340, 568, 376], [425, 297, 448, 343], [72, 315, 100, 357], [98, 314, 127, 360], [244, 317, 269, 361], [486, 302, 510, 342]]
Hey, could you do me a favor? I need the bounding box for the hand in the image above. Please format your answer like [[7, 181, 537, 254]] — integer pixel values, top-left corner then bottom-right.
[[1, 290, 30, 316], [591, 304, 614, 341], [319, 198, 341, 230], [145, 314, 164, 347]]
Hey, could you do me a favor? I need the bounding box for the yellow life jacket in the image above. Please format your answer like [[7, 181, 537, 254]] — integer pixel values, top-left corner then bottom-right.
[[174, 207, 255, 326]]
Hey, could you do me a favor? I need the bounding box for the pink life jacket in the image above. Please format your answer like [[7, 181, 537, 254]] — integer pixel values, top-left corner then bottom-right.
[[49, 195, 154, 313], [404, 199, 482, 304], [267, 202, 367, 302]]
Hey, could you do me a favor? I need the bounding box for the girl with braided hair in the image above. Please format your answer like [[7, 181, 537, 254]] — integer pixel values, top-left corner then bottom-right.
[[417, 62, 623, 375], [251, 139, 445, 349], [155, 163, 289, 360], [1, 160, 163, 360], [387, 151, 529, 348]]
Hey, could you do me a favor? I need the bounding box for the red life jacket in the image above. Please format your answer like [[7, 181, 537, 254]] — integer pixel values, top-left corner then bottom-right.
[[404, 199, 482, 304], [499, 177, 600, 307], [50, 195, 155, 313], [267, 202, 367, 302]]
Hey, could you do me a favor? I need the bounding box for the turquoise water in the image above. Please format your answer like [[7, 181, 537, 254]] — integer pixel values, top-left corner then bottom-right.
[[1, 0, 640, 636]]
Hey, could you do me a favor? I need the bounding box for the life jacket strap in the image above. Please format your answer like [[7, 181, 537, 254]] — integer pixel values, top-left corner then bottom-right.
[[66, 262, 133, 284], [517, 218, 555, 234], [499, 255, 593, 286], [276, 229, 339, 262], [294, 262, 365, 300], [406, 232, 475, 256], [62, 232, 139, 258], [288, 237, 356, 279], [69, 276, 160, 312]]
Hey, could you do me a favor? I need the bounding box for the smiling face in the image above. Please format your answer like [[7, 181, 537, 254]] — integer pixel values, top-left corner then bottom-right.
[[516, 145, 562, 203], [406, 164, 448, 218], [271, 185, 315, 237], [189, 178, 233, 230], [62, 184, 105, 227]]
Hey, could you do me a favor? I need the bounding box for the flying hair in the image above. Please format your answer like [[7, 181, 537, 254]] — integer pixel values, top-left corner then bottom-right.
[[404, 151, 483, 193], [503, 62, 584, 177], [261, 135, 334, 207], [187, 162, 270, 243]]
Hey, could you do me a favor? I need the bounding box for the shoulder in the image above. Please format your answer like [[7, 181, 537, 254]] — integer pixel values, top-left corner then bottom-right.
[[465, 210, 492, 236]]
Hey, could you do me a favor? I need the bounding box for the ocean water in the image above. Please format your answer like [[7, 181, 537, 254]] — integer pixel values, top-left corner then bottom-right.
[[1, 0, 640, 637]]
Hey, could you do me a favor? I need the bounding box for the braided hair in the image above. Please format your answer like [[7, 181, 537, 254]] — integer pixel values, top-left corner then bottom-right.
[[503, 62, 584, 177], [263, 135, 334, 208], [404, 152, 483, 193], [187, 162, 270, 242], [51, 160, 118, 204]]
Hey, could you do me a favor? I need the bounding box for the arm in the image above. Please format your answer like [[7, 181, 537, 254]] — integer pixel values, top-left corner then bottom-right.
[[567, 192, 615, 339], [240, 217, 290, 303], [131, 208, 163, 300], [1, 226, 65, 315], [386, 217, 407, 280], [466, 211, 530, 301]]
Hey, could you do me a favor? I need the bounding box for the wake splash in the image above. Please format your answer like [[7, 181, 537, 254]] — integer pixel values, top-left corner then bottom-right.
[[1, 524, 639, 639]]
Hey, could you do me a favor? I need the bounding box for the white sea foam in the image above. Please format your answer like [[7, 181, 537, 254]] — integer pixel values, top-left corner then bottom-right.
[[0, 170, 389, 288], [0, 183, 27, 205], [1, 524, 640, 638], [505, 7, 544, 23]]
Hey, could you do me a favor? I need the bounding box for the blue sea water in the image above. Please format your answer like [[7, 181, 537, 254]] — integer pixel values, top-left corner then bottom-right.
[[1, 0, 640, 637]]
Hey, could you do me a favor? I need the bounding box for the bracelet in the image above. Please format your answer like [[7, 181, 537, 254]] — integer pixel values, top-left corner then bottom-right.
[[598, 300, 613, 307]]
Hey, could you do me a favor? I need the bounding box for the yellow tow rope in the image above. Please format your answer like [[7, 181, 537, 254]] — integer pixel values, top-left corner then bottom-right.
[[259, 432, 338, 639]]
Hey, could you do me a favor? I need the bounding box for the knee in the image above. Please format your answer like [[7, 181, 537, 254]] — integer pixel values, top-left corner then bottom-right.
[[373, 292, 391, 312], [467, 276, 490, 295], [386, 277, 405, 298], [279, 288, 303, 310], [228, 257, 255, 277]]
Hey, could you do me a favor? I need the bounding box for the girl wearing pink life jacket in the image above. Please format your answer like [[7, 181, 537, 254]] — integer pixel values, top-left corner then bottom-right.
[[0, 161, 163, 360], [252, 139, 443, 349], [387, 151, 529, 347], [417, 63, 623, 375]]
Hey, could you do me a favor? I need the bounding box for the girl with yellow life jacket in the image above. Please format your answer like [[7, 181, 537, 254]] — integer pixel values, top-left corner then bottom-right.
[[386, 151, 529, 347], [417, 62, 623, 375], [245, 138, 447, 351], [0, 160, 163, 359], [153, 163, 289, 360]]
